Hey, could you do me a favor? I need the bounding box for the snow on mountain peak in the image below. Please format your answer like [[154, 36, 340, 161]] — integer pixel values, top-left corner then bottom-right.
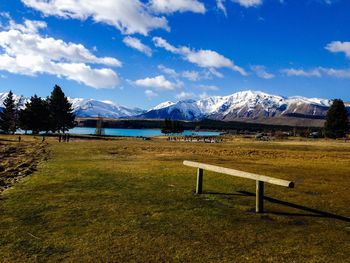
[[0, 93, 144, 118], [150, 101, 175, 111]]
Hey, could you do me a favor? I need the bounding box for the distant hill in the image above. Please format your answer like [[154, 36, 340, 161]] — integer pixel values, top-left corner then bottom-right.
[[1, 90, 349, 127], [0, 93, 145, 119], [137, 90, 350, 127]]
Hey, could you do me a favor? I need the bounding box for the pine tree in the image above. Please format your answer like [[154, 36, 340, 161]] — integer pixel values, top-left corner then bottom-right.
[[48, 85, 75, 133], [20, 95, 51, 134], [161, 118, 172, 134], [324, 99, 349, 138], [0, 91, 18, 134]]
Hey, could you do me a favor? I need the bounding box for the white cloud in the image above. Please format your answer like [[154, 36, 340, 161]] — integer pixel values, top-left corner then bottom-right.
[[176, 91, 196, 100], [149, 0, 206, 14], [134, 75, 182, 90], [326, 41, 350, 59], [198, 92, 210, 99], [153, 36, 179, 53], [8, 19, 47, 34], [251, 65, 274, 79], [321, 67, 350, 78], [21, 0, 169, 35], [176, 91, 211, 100], [281, 68, 322, 77], [281, 67, 350, 78], [208, 68, 224, 78], [158, 65, 217, 81], [216, 0, 227, 16], [232, 0, 263, 8], [153, 37, 247, 75], [217, 0, 263, 15], [158, 65, 179, 77], [145, 89, 158, 99], [196, 85, 219, 91], [182, 70, 200, 81], [0, 17, 120, 88], [123, 36, 152, 57]]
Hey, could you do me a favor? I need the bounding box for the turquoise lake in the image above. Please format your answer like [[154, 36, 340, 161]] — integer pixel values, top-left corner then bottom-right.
[[69, 127, 221, 137]]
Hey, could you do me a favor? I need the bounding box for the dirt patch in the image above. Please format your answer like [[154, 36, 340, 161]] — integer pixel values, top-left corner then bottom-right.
[[0, 141, 49, 193]]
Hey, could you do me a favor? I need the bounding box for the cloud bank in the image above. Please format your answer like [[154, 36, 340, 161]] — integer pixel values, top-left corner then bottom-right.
[[0, 17, 120, 88]]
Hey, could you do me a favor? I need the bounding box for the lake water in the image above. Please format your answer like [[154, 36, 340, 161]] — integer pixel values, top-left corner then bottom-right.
[[69, 127, 221, 137]]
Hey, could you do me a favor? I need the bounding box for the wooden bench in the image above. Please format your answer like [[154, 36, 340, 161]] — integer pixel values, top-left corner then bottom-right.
[[183, 160, 295, 213]]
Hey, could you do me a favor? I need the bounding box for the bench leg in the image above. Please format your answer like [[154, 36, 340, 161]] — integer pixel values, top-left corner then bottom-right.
[[256, 180, 264, 213], [196, 168, 203, 194]]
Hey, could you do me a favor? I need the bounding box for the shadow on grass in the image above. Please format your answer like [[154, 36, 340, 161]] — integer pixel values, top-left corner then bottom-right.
[[204, 191, 248, 197], [0, 138, 18, 142], [203, 190, 350, 222]]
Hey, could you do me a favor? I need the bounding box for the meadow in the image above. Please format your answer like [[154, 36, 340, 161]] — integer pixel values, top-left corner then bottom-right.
[[0, 135, 349, 262]]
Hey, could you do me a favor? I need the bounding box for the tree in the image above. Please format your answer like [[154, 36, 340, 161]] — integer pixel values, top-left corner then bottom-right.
[[161, 118, 172, 134], [0, 91, 18, 134], [324, 99, 349, 138], [48, 85, 75, 133], [161, 119, 184, 135], [20, 95, 51, 134], [172, 120, 184, 134]]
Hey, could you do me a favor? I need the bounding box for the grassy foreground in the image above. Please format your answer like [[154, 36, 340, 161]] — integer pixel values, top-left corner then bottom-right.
[[0, 136, 349, 262]]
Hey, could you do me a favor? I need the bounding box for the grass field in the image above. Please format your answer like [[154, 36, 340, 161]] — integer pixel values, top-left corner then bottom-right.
[[0, 135, 349, 262]]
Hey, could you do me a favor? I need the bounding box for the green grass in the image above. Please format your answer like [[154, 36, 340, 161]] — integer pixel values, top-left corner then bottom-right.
[[0, 137, 349, 262]]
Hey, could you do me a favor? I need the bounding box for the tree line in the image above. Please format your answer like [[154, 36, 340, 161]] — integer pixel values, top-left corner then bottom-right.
[[161, 118, 184, 134], [0, 85, 75, 134]]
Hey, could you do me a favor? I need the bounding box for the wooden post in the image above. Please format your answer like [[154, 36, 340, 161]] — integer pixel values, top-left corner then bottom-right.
[[256, 180, 264, 213], [196, 168, 203, 194]]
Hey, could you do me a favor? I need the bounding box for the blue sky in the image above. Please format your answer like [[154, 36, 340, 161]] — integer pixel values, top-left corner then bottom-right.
[[0, 0, 349, 109]]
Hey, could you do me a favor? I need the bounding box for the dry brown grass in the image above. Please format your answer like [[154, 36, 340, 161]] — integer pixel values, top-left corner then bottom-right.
[[0, 135, 349, 262], [0, 136, 48, 193]]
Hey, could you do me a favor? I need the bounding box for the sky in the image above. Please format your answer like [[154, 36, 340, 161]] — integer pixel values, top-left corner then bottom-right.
[[0, 0, 349, 109]]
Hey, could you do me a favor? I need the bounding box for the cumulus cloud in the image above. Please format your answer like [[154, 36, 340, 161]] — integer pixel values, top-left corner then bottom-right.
[[153, 37, 247, 75], [0, 17, 120, 88], [281, 67, 350, 78], [134, 75, 182, 90], [326, 41, 350, 59], [251, 65, 274, 79], [21, 0, 169, 35], [123, 36, 152, 57], [232, 0, 263, 8], [149, 0, 206, 14]]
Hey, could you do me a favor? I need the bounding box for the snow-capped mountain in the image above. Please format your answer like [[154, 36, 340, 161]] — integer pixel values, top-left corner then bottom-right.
[[138, 90, 349, 124], [69, 98, 144, 118], [0, 93, 28, 110], [0, 92, 145, 118], [1, 90, 349, 126]]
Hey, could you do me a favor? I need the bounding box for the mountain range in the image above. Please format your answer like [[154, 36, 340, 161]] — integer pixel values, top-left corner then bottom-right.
[[1, 90, 349, 127]]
